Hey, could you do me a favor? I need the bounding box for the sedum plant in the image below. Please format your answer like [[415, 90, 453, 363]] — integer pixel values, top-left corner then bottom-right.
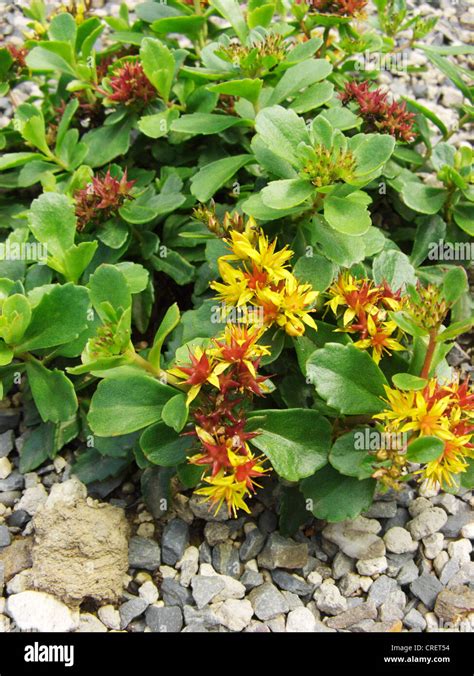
[[0, 0, 472, 528]]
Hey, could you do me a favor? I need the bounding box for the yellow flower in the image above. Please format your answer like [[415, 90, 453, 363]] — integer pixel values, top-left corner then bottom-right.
[[326, 272, 380, 321], [420, 433, 474, 488], [354, 317, 406, 364], [276, 277, 318, 337], [210, 260, 254, 306], [223, 230, 293, 283], [195, 471, 251, 518], [167, 345, 221, 404]]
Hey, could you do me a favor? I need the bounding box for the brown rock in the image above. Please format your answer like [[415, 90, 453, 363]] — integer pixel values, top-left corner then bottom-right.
[[326, 601, 377, 629], [0, 537, 33, 582], [31, 478, 129, 606], [434, 585, 474, 623]]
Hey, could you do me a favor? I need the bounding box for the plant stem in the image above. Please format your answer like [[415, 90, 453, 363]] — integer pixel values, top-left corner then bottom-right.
[[420, 328, 438, 379], [130, 352, 187, 390]]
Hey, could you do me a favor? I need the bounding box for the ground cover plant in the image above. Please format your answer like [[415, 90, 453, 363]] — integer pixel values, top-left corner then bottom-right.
[[0, 0, 472, 531]]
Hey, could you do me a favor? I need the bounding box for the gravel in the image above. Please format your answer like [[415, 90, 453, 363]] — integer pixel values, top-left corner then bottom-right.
[[145, 605, 184, 633]]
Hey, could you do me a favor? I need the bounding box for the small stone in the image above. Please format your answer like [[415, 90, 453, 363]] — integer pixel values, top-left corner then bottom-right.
[[0, 471, 24, 492], [7, 570, 33, 594], [0, 491, 21, 507], [404, 608, 427, 632], [214, 599, 253, 631], [212, 543, 241, 578], [0, 457, 12, 480], [379, 590, 406, 623], [323, 518, 384, 561], [282, 591, 303, 611], [213, 575, 245, 602], [407, 508, 448, 540], [241, 569, 264, 591], [249, 583, 290, 621], [397, 560, 419, 586], [98, 605, 121, 630], [286, 607, 317, 632], [128, 536, 161, 571], [307, 571, 323, 588], [189, 494, 228, 521], [434, 494, 461, 515], [461, 523, 474, 539], [6, 510, 30, 528], [0, 525, 10, 548], [271, 570, 313, 596], [176, 546, 199, 588], [183, 605, 220, 628], [199, 541, 212, 565], [191, 576, 225, 609], [139, 581, 159, 604], [6, 591, 78, 632], [161, 519, 189, 566], [364, 501, 397, 519], [384, 527, 417, 555], [439, 558, 460, 585], [314, 583, 347, 616], [408, 497, 432, 517], [146, 605, 183, 633], [267, 614, 286, 632], [258, 509, 277, 534], [257, 533, 308, 570], [423, 533, 444, 559], [77, 614, 107, 633], [447, 538, 472, 564], [332, 551, 354, 580], [204, 522, 230, 547], [368, 575, 398, 607], [441, 506, 474, 538], [14, 484, 48, 516], [434, 586, 474, 623], [245, 620, 271, 633], [120, 598, 148, 629], [356, 556, 387, 576], [0, 431, 14, 458], [240, 527, 266, 562], [385, 508, 410, 531], [434, 551, 449, 577], [160, 578, 193, 608], [0, 537, 33, 581], [137, 523, 155, 539], [339, 572, 362, 597], [410, 574, 444, 610], [326, 601, 377, 629]]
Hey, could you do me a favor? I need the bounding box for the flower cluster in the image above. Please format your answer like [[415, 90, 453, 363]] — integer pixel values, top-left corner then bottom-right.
[[327, 272, 406, 364], [169, 324, 270, 517], [210, 217, 318, 337], [6, 44, 29, 74], [300, 145, 356, 187], [100, 60, 156, 108], [374, 379, 474, 489], [74, 169, 135, 231], [406, 283, 449, 331], [305, 0, 367, 16], [217, 34, 287, 76], [340, 81, 416, 142]]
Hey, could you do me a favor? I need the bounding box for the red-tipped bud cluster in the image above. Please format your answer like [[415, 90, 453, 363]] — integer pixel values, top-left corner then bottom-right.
[[306, 0, 367, 16], [6, 44, 29, 71], [340, 81, 416, 142], [103, 60, 156, 107], [74, 169, 135, 231]]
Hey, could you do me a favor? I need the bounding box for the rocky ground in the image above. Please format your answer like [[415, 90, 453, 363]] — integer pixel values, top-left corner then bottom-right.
[[0, 0, 473, 634]]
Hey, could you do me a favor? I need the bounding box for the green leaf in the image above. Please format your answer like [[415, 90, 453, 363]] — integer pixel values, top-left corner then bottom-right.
[[269, 59, 333, 105], [307, 343, 387, 415], [140, 421, 194, 466], [88, 374, 176, 436], [26, 360, 78, 424], [255, 105, 310, 167], [261, 178, 314, 210], [309, 217, 366, 267], [324, 193, 371, 235], [140, 37, 175, 102], [411, 215, 447, 267], [73, 449, 130, 484], [88, 264, 131, 319], [209, 0, 248, 42], [248, 409, 331, 481], [190, 154, 253, 201], [137, 108, 178, 139], [421, 48, 472, 102], [351, 134, 395, 180], [25, 43, 76, 76], [392, 373, 428, 390], [115, 262, 149, 294], [441, 266, 468, 305], [207, 78, 262, 104], [161, 393, 189, 433], [83, 116, 133, 168], [406, 436, 444, 463], [403, 97, 448, 137], [150, 249, 195, 285], [460, 458, 474, 489], [29, 192, 75, 258], [170, 113, 246, 136], [290, 81, 334, 114], [453, 204, 474, 236], [16, 284, 90, 352], [373, 250, 417, 292], [401, 183, 447, 215], [390, 310, 427, 337], [151, 16, 206, 38], [148, 303, 180, 368], [436, 319, 474, 342], [0, 152, 45, 171], [48, 12, 77, 44], [293, 253, 336, 292], [302, 465, 376, 522], [329, 429, 375, 480]]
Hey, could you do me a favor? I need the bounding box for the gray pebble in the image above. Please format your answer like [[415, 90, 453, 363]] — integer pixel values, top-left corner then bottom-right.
[[249, 583, 290, 621], [161, 518, 189, 566], [368, 575, 398, 607], [146, 605, 183, 633], [212, 543, 241, 578], [120, 598, 148, 629], [239, 527, 266, 562], [128, 536, 161, 571], [271, 570, 313, 596], [0, 525, 11, 548], [409, 574, 444, 609], [160, 578, 193, 608]]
